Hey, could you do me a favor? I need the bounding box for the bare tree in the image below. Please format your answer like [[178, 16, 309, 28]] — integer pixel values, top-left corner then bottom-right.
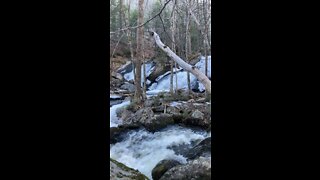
[[189, 5, 210, 77], [124, 0, 135, 82], [186, 0, 191, 92], [170, 0, 176, 95], [134, 0, 145, 104]]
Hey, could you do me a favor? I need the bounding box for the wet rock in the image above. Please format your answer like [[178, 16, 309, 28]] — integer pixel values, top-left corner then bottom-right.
[[159, 157, 211, 180], [120, 82, 135, 93], [167, 142, 198, 157], [117, 61, 133, 75], [195, 97, 206, 103], [120, 109, 134, 121], [186, 137, 211, 160], [144, 114, 175, 132], [122, 107, 154, 126], [110, 127, 125, 144], [122, 107, 175, 132], [152, 159, 181, 180], [148, 61, 171, 83], [135, 107, 154, 124], [111, 71, 124, 81], [110, 100, 124, 107], [152, 105, 165, 112], [110, 78, 123, 88], [110, 125, 140, 144], [191, 109, 204, 119], [166, 102, 211, 128], [110, 158, 149, 180], [183, 117, 210, 129]]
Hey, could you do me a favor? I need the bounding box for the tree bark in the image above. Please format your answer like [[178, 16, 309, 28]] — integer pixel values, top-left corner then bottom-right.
[[189, 7, 210, 77], [186, 0, 191, 92], [125, 0, 135, 85], [150, 31, 211, 94], [134, 0, 144, 104], [170, 1, 176, 94]]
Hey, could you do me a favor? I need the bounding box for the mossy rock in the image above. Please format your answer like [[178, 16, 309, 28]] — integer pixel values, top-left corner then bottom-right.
[[151, 159, 181, 180], [110, 158, 149, 180]]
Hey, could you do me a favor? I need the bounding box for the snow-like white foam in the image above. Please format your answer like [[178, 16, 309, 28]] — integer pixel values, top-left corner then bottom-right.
[[110, 94, 122, 99], [110, 101, 131, 127], [149, 71, 198, 91], [195, 56, 211, 78], [123, 62, 155, 86], [148, 56, 211, 92], [110, 126, 209, 179]]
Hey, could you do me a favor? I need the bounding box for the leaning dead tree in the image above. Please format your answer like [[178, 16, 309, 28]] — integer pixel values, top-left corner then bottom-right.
[[150, 31, 211, 94]]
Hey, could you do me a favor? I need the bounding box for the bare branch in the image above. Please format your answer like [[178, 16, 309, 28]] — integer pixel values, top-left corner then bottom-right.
[[150, 31, 211, 93], [110, 0, 172, 34]]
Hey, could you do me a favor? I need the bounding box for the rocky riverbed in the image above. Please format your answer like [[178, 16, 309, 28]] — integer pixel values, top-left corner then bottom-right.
[[109, 57, 212, 180]]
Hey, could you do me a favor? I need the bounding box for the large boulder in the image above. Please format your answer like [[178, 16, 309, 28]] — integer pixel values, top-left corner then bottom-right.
[[185, 137, 211, 160], [159, 157, 211, 180], [144, 114, 175, 132], [110, 77, 123, 88], [122, 107, 175, 132], [191, 109, 204, 119], [110, 127, 126, 144], [110, 125, 140, 144], [110, 158, 149, 180], [166, 102, 211, 129], [152, 159, 181, 180], [147, 61, 171, 83], [111, 71, 124, 81], [122, 107, 154, 127]]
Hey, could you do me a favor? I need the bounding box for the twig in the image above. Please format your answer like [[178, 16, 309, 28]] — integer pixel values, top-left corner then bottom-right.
[[110, 32, 125, 59], [110, 0, 172, 34]]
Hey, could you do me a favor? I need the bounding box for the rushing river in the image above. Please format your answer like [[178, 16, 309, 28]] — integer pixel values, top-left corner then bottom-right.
[[110, 56, 211, 179], [109, 98, 210, 179]]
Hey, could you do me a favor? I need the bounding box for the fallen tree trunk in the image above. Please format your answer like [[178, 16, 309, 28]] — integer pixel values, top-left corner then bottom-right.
[[150, 31, 211, 94]]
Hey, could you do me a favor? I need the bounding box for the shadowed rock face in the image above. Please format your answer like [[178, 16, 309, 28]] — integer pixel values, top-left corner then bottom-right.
[[159, 157, 211, 180], [152, 159, 181, 180], [120, 106, 176, 132], [110, 158, 149, 180], [185, 137, 211, 160]]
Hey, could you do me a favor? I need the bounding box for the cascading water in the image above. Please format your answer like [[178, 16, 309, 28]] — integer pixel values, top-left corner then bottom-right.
[[110, 100, 130, 127], [110, 126, 210, 179], [109, 100, 211, 179], [110, 56, 212, 179]]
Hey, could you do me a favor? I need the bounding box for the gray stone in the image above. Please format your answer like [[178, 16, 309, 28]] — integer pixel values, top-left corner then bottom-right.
[[159, 157, 211, 180], [110, 158, 149, 180], [152, 159, 181, 180], [191, 109, 204, 119], [186, 137, 211, 160], [112, 72, 124, 81], [120, 82, 135, 93]]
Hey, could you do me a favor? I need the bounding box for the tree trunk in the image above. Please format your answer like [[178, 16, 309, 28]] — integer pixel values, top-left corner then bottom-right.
[[202, 0, 208, 77], [142, 40, 147, 99], [186, 1, 191, 92], [170, 60, 174, 95], [119, 0, 123, 29], [150, 31, 211, 94], [170, 1, 176, 95], [134, 0, 144, 104], [125, 0, 135, 84], [189, 7, 210, 78]]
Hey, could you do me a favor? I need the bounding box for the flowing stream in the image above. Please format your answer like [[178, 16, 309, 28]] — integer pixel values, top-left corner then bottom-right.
[[110, 56, 211, 179], [109, 98, 210, 179]]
